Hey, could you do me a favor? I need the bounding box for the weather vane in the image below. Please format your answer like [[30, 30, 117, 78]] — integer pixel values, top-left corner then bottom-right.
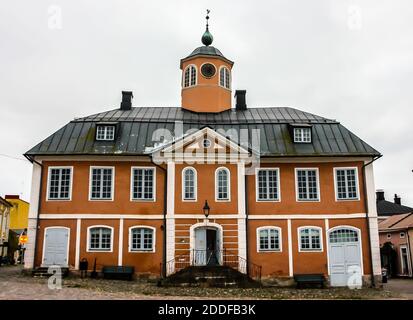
[[206, 9, 210, 29]]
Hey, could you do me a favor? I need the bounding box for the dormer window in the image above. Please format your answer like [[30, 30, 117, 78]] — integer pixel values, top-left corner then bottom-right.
[[96, 125, 116, 141], [293, 127, 312, 143]]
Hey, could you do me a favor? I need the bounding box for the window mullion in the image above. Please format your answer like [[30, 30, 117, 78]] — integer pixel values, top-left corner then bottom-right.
[[57, 169, 62, 198], [305, 171, 310, 199], [100, 170, 104, 198], [344, 170, 349, 199]]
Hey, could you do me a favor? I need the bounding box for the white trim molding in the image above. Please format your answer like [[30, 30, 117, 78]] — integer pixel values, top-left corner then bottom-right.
[[118, 218, 124, 265], [86, 225, 114, 252], [25, 160, 42, 269], [75, 219, 81, 269], [130, 166, 156, 202], [333, 167, 360, 201], [182, 166, 197, 202], [128, 225, 156, 253], [287, 219, 293, 277], [297, 226, 324, 252], [255, 167, 281, 202], [88, 166, 115, 201], [46, 166, 74, 201], [294, 167, 321, 202], [215, 166, 231, 202]]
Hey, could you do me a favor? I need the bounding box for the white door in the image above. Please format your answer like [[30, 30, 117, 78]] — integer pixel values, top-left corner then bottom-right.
[[328, 228, 362, 287], [43, 228, 69, 266], [194, 228, 206, 265]]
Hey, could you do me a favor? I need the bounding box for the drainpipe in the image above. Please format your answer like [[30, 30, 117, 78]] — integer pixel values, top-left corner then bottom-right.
[[245, 174, 249, 277], [361, 154, 382, 287], [24, 154, 43, 271], [149, 157, 167, 279], [406, 230, 413, 277]]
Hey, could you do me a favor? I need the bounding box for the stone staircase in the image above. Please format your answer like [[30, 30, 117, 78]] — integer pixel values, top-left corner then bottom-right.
[[158, 265, 261, 288], [32, 267, 69, 278]]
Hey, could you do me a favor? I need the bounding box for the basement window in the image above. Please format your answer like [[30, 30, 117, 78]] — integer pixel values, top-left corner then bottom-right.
[[96, 125, 116, 141]]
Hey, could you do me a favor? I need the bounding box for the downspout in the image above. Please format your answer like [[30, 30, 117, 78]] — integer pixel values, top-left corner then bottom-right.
[[361, 154, 383, 287], [245, 173, 249, 277], [406, 229, 413, 278], [24, 154, 43, 270], [149, 158, 167, 279]]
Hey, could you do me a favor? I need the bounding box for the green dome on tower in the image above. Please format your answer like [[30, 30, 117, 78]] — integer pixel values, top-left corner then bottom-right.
[[202, 29, 213, 46]]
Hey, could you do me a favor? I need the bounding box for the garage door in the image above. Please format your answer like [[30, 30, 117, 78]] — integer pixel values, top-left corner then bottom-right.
[[328, 227, 362, 287], [42, 227, 69, 266]]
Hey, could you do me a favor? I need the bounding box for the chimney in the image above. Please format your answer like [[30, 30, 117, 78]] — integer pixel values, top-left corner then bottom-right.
[[394, 194, 401, 205], [234, 90, 247, 111], [120, 91, 133, 110], [376, 189, 385, 201]]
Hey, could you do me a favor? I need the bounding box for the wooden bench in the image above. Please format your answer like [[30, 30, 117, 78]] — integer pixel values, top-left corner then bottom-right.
[[294, 274, 325, 289], [102, 266, 135, 281]]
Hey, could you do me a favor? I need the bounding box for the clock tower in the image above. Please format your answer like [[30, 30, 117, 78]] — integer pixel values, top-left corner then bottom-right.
[[180, 11, 234, 113]]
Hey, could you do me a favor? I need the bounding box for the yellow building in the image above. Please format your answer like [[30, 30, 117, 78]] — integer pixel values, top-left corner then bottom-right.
[[5, 195, 29, 233]]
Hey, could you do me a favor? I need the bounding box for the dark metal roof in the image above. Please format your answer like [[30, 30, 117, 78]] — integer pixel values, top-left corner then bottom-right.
[[377, 200, 413, 216], [25, 107, 381, 157], [180, 46, 234, 67]]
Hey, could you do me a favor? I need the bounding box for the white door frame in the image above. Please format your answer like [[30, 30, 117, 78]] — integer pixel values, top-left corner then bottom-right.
[[326, 225, 364, 284], [41, 226, 70, 267], [189, 221, 223, 265], [399, 245, 411, 276]]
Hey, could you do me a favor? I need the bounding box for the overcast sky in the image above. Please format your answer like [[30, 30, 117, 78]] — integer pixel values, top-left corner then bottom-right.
[[1, 0, 412, 206]]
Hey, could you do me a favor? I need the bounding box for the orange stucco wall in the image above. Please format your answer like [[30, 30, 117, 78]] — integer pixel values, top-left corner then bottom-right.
[[181, 57, 232, 113], [248, 161, 366, 215], [40, 161, 165, 215], [175, 163, 238, 215]]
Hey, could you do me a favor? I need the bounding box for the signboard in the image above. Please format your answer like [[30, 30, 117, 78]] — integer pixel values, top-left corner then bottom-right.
[[19, 234, 28, 245]]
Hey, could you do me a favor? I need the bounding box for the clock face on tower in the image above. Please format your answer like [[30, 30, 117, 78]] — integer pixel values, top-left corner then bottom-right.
[[201, 63, 216, 78]]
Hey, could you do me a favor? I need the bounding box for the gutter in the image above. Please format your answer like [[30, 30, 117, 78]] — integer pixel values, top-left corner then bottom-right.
[[23, 154, 43, 270], [361, 154, 383, 287], [149, 157, 167, 279], [244, 173, 249, 277]]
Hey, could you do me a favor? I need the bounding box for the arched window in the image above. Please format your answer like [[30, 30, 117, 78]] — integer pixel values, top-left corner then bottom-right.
[[129, 226, 155, 252], [299, 227, 323, 251], [329, 228, 359, 243], [182, 167, 197, 200], [257, 227, 281, 252], [219, 67, 230, 89], [215, 167, 230, 200], [88, 226, 113, 251], [183, 65, 197, 88]]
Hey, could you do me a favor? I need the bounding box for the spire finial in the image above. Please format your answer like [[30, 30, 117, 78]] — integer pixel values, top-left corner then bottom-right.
[[202, 9, 213, 46]]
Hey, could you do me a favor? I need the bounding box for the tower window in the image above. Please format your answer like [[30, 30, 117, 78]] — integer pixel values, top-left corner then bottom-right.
[[183, 65, 197, 88], [219, 67, 230, 89]]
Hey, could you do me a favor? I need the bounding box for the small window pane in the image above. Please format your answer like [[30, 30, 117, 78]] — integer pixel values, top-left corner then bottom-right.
[[89, 227, 112, 251], [259, 228, 280, 251], [48, 168, 72, 200], [131, 228, 154, 251]]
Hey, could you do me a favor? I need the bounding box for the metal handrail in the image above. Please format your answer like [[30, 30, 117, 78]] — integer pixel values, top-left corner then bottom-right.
[[161, 248, 262, 282]]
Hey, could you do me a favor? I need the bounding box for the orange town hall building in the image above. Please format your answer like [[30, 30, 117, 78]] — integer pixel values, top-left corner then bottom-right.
[[24, 19, 382, 287]]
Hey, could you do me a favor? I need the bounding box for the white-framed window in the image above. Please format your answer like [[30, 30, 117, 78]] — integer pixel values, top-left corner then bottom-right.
[[182, 167, 197, 201], [334, 167, 359, 200], [219, 66, 230, 89], [183, 65, 197, 88], [293, 127, 312, 143], [298, 227, 323, 252], [400, 232, 406, 239], [87, 226, 113, 252], [256, 168, 280, 201], [129, 226, 155, 252], [215, 167, 230, 201], [96, 125, 116, 141], [89, 167, 114, 200], [257, 227, 282, 252], [131, 167, 155, 201], [47, 166, 73, 200], [387, 233, 392, 240], [295, 168, 320, 201]]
